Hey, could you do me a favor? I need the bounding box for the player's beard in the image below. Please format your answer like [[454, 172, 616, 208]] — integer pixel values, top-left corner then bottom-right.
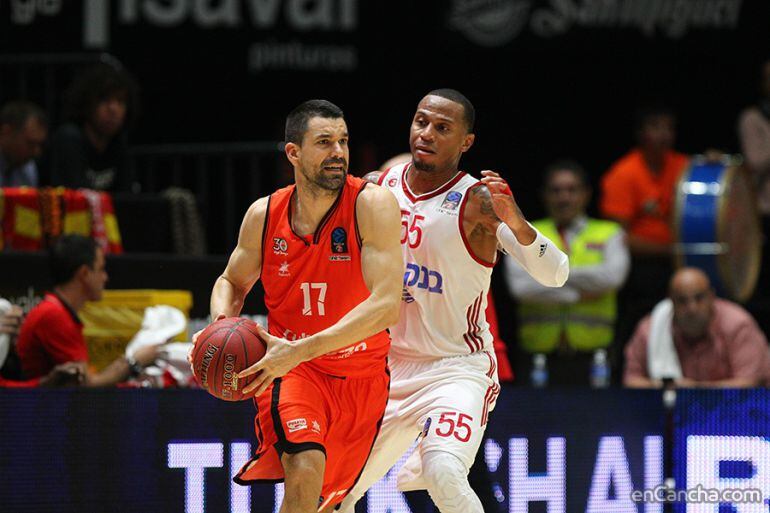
[[412, 156, 436, 172], [304, 158, 348, 192]]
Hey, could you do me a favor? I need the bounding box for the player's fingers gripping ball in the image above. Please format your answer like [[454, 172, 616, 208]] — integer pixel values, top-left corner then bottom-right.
[[191, 317, 267, 401]]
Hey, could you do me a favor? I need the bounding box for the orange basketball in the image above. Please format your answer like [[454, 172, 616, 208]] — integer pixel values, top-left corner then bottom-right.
[[191, 317, 267, 401]]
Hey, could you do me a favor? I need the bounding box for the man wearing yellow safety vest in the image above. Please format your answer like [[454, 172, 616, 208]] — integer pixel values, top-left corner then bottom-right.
[[505, 161, 630, 386]]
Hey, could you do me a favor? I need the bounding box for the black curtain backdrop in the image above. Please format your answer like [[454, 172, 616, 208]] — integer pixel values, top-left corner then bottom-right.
[[2, 1, 769, 218]]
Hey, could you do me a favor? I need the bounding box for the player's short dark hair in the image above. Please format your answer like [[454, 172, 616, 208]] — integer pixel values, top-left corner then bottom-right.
[[285, 100, 344, 144], [0, 101, 48, 130], [50, 235, 98, 286], [634, 103, 676, 133], [543, 160, 589, 188], [426, 88, 475, 132]]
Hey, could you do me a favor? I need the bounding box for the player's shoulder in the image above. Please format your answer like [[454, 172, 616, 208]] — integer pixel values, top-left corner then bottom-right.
[[239, 195, 271, 239], [357, 179, 396, 207], [355, 179, 400, 234], [361, 170, 383, 184], [245, 195, 270, 219], [464, 179, 491, 204]]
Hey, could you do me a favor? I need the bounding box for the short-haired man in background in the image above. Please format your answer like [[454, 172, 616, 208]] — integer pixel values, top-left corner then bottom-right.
[[0, 100, 47, 187], [16, 235, 159, 386]]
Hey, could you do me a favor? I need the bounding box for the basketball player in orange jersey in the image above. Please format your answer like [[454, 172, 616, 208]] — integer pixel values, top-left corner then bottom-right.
[[204, 100, 403, 512], [337, 89, 569, 513]]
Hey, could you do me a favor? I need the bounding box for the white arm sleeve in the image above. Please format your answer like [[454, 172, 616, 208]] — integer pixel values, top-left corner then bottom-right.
[[497, 222, 569, 287]]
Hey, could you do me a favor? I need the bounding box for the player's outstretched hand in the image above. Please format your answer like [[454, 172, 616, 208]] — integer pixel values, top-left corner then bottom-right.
[[479, 170, 519, 226], [238, 324, 303, 397]]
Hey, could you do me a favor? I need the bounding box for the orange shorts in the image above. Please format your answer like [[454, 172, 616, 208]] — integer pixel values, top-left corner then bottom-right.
[[234, 361, 389, 510]]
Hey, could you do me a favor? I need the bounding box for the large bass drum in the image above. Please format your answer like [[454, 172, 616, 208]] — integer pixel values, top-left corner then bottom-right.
[[674, 157, 762, 302]]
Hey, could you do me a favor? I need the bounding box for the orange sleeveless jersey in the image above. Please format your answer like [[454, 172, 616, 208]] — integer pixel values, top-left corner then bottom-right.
[[260, 175, 390, 377]]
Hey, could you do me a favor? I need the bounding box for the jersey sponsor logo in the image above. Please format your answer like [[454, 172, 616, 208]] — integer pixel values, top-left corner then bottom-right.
[[331, 227, 348, 254], [326, 341, 367, 360], [539, 243, 547, 257], [440, 190, 463, 211], [311, 420, 321, 434], [279, 261, 290, 277], [272, 237, 288, 255], [404, 263, 444, 294], [329, 255, 351, 262], [282, 328, 308, 341], [402, 287, 416, 303], [388, 177, 398, 187], [287, 418, 307, 433]]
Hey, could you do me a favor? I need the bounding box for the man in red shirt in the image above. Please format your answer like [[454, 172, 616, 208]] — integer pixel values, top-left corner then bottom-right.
[[0, 302, 82, 388], [16, 235, 159, 386], [624, 267, 770, 388], [197, 100, 403, 512]]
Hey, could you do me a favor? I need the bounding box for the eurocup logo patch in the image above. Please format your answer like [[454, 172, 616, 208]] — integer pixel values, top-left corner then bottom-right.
[[331, 227, 348, 254], [441, 191, 463, 211]]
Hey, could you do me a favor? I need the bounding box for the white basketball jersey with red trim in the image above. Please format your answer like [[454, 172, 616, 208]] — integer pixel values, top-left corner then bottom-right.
[[379, 162, 494, 359]]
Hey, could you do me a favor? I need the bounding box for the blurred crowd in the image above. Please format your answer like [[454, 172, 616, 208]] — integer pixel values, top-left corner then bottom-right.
[[2, 59, 770, 390]]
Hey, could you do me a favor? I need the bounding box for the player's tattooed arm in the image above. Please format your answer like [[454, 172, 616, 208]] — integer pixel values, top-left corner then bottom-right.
[[467, 184, 499, 236], [462, 171, 537, 261], [362, 170, 383, 184], [461, 185, 503, 262]]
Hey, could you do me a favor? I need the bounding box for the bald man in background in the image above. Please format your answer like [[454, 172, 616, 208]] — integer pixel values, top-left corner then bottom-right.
[[624, 267, 770, 388]]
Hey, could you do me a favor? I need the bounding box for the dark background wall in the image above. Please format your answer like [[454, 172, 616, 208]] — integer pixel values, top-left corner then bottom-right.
[[3, 0, 770, 219]]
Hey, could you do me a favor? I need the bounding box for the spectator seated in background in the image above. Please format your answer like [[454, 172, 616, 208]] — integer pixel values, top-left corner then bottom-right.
[[0, 299, 82, 388], [45, 62, 138, 192], [506, 161, 629, 385], [0, 101, 47, 188], [16, 234, 160, 386], [738, 58, 770, 214], [624, 267, 770, 388]]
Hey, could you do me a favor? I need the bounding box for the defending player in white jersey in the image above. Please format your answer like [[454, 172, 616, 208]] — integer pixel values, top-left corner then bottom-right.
[[338, 89, 569, 513]]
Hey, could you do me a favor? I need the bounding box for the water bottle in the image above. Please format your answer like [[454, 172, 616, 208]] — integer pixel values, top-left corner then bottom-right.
[[590, 349, 610, 388], [530, 353, 548, 388]]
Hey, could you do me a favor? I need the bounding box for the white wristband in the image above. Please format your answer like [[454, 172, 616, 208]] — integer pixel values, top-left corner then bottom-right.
[[496, 223, 569, 287]]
